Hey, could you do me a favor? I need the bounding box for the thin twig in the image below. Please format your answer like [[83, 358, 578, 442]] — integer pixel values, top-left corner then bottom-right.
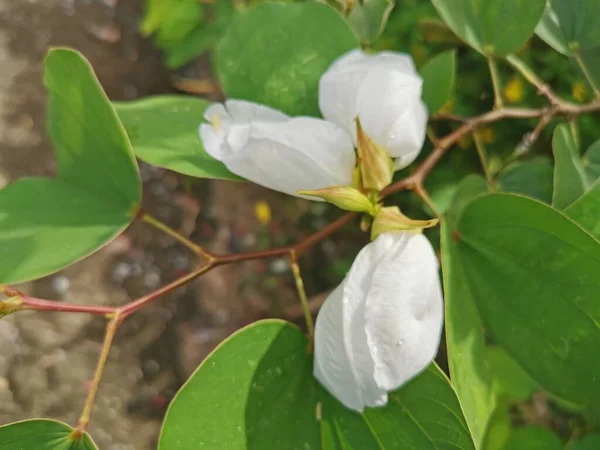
[[414, 183, 441, 218], [142, 212, 214, 261], [71, 313, 122, 438], [290, 253, 315, 340], [505, 54, 566, 106], [487, 55, 504, 109], [573, 50, 600, 97], [120, 262, 215, 318], [473, 131, 492, 183]]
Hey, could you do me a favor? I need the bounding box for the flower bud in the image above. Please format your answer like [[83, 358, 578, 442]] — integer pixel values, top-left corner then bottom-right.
[[199, 100, 356, 199], [319, 49, 428, 170], [371, 206, 438, 240], [297, 186, 375, 214], [356, 118, 394, 191], [313, 231, 443, 412]]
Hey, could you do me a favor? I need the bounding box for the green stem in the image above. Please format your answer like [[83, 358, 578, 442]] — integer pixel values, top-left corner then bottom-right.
[[505, 54, 564, 105], [473, 131, 493, 184], [487, 55, 504, 109], [290, 255, 315, 340], [573, 50, 600, 98]]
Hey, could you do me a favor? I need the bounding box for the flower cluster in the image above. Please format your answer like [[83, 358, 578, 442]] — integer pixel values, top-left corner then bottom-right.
[[200, 49, 443, 412]]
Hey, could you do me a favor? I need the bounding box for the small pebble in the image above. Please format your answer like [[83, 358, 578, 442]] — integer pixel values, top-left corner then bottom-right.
[[270, 258, 289, 274], [52, 276, 70, 295]]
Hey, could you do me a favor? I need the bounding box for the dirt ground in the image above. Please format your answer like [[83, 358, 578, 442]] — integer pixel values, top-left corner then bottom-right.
[[0, 1, 350, 448]]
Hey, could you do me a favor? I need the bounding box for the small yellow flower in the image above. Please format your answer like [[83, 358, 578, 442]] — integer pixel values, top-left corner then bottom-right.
[[476, 126, 496, 144], [458, 134, 472, 149], [503, 76, 525, 104], [572, 81, 587, 102], [254, 200, 272, 225]]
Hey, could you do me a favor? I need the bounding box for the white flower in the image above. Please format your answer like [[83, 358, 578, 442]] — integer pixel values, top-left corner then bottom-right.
[[319, 49, 428, 170], [313, 231, 443, 412], [199, 100, 356, 198]]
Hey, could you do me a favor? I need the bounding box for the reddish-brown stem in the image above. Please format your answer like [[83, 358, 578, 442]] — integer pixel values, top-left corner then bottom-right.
[[20, 296, 116, 316], [213, 211, 358, 264], [213, 247, 290, 265], [294, 211, 357, 254], [0, 213, 358, 318], [120, 262, 215, 318]]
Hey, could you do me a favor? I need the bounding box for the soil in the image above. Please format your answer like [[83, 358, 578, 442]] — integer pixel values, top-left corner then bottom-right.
[[0, 1, 351, 448]]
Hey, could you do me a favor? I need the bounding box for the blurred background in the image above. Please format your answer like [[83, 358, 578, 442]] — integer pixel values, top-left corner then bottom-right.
[[0, 1, 597, 449]]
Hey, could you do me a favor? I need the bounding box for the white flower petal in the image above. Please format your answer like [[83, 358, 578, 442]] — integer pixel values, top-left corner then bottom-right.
[[365, 232, 443, 391], [314, 284, 366, 411], [313, 231, 444, 411], [319, 50, 428, 168], [199, 100, 356, 198], [388, 100, 428, 169], [314, 282, 387, 412]]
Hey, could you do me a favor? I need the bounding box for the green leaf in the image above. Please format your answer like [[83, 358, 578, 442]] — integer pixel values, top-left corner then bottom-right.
[[502, 427, 562, 450], [582, 139, 600, 180], [577, 46, 600, 94], [552, 124, 589, 209], [45, 48, 141, 210], [0, 179, 133, 284], [431, 0, 546, 56], [140, 0, 170, 36], [346, 0, 395, 45], [114, 96, 241, 181], [0, 419, 97, 449], [441, 174, 495, 447], [455, 193, 600, 406], [487, 346, 537, 401], [215, 1, 358, 116], [535, 3, 572, 55], [164, 0, 235, 69], [497, 157, 554, 203], [481, 401, 511, 450], [536, 0, 600, 54], [160, 319, 474, 449], [567, 434, 600, 450], [564, 181, 600, 240], [420, 50, 456, 114], [153, 0, 204, 48], [0, 48, 140, 284]]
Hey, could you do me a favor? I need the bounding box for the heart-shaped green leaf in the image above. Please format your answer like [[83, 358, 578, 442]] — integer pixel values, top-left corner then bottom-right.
[[552, 124, 590, 209], [497, 157, 554, 204], [0, 48, 141, 283], [454, 193, 600, 406], [420, 50, 456, 114], [441, 174, 495, 447], [114, 96, 242, 181], [431, 0, 546, 56], [487, 346, 537, 401], [565, 181, 600, 240], [160, 319, 474, 449], [0, 419, 97, 449], [582, 139, 600, 180], [215, 1, 358, 117], [536, 0, 600, 55]]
